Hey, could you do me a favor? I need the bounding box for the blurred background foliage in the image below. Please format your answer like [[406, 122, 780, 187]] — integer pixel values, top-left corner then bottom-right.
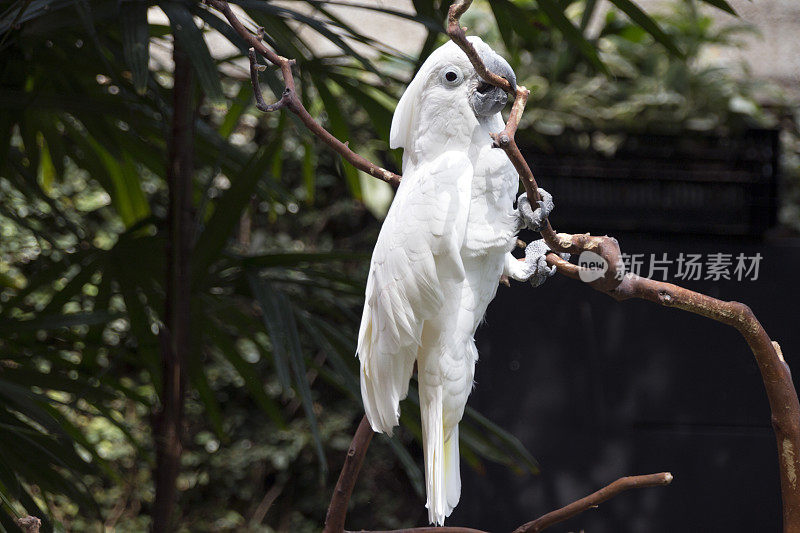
[[0, 0, 797, 531]]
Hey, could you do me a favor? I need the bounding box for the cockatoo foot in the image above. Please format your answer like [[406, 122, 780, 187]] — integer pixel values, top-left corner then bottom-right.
[[521, 239, 557, 287], [504, 239, 567, 287], [517, 188, 553, 232]]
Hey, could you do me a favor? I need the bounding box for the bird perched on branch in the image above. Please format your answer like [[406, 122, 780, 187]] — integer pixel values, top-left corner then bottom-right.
[[357, 37, 556, 525]]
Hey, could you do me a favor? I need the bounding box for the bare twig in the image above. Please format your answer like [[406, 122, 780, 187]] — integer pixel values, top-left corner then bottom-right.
[[565, 267, 800, 531], [446, 0, 514, 93], [250, 482, 285, 525], [206, 0, 400, 186], [325, 416, 668, 533], [326, 417, 485, 533], [323, 416, 374, 533], [512, 473, 673, 533]]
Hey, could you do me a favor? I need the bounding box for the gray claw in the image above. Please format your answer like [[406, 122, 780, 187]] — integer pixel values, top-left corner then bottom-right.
[[524, 239, 558, 288], [518, 188, 554, 232]]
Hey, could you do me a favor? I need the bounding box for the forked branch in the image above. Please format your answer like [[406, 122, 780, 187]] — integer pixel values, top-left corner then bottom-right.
[[205, 0, 400, 186], [447, 0, 623, 291], [447, 1, 800, 531], [328, 418, 670, 533]]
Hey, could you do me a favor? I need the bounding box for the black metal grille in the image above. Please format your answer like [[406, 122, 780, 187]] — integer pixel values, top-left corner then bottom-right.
[[521, 128, 779, 237]]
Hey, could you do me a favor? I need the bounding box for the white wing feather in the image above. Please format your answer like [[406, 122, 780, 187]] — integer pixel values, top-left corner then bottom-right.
[[357, 152, 473, 434]]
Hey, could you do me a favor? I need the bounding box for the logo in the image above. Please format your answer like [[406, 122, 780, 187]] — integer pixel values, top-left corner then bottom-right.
[[578, 250, 608, 283]]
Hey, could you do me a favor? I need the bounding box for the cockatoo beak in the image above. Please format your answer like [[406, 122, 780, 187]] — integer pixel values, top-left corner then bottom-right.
[[469, 49, 517, 117]]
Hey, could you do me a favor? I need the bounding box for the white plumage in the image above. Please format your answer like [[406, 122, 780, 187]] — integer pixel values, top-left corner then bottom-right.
[[357, 37, 540, 525]]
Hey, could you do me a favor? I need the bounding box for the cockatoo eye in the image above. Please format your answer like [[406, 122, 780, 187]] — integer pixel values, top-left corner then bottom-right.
[[440, 66, 463, 86]]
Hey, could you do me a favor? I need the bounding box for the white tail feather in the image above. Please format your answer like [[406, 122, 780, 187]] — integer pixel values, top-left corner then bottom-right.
[[420, 382, 445, 525], [445, 425, 461, 512], [420, 381, 461, 525]]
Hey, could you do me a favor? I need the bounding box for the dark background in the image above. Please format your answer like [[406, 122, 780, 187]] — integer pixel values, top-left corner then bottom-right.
[[455, 237, 798, 532], [450, 132, 798, 532]]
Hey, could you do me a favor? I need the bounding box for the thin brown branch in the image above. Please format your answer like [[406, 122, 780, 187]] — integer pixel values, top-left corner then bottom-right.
[[538, 229, 800, 531], [323, 416, 374, 533], [446, 0, 513, 93], [326, 417, 667, 533], [324, 417, 488, 533], [206, 0, 401, 186], [573, 267, 800, 531], [249, 481, 285, 525], [447, 1, 623, 291], [512, 473, 673, 533]]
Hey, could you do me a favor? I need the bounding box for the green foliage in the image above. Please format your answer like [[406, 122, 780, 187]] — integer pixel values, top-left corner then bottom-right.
[[463, 0, 771, 138], [0, 0, 559, 529]]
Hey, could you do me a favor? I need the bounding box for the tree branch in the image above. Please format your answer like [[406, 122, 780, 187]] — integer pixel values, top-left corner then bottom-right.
[[446, 0, 514, 94], [446, 1, 622, 291], [511, 473, 673, 533], [326, 419, 668, 533], [576, 269, 800, 531], [324, 416, 374, 533], [205, 0, 400, 187]]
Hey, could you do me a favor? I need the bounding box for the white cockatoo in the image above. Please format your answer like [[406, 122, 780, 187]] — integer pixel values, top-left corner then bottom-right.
[[357, 37, 557, 525]]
